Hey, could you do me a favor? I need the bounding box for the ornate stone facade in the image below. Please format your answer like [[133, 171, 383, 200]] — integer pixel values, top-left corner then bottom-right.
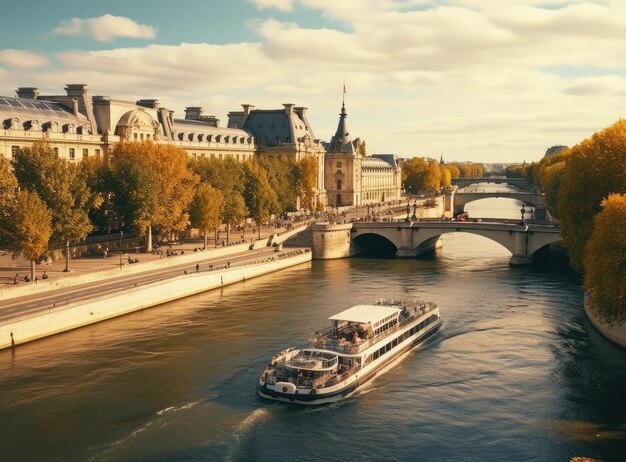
[[1, 84, 400, 210], [324, 101, 401, 207]]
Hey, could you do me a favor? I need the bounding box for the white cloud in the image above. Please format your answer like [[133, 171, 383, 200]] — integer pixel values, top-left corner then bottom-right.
[[248, 0, 295, 11], [4, 2, 626, 162], [53, 14, 156, 42], [0, 49, 48, 69]]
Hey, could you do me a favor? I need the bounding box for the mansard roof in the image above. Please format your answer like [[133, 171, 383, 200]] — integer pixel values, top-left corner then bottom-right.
[[242, 104, 314, 147], [172, 119, 252, 142], [0, 96, 89, 128]]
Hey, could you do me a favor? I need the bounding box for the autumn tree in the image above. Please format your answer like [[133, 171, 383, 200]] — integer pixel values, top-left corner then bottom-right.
[[258, 156, 297, 214], [557, 120, 626, 271], [447, 164, 460, 179], [402, 157, 441, 193], [189, 183, 223, 248], [243, 160, 278, 238], [109, 142, 198, 248], [0, 156, 18, 248], [79, 156, 107, 232], [222, 191, 248, 243], [4, 190, 53, 280], [440, 166, 452, 189], [13, 142, 96, 272], [583, 194, 626, 325], [296, 155, 318, 212]]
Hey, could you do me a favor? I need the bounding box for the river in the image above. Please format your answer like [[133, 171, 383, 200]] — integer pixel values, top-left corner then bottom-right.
[[1, 185, 624, 461]]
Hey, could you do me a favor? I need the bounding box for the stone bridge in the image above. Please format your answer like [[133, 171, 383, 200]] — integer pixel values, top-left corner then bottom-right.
[[452, 177, 528, 189], [311, 220, 561, 266], [453, 191, 544, 215]]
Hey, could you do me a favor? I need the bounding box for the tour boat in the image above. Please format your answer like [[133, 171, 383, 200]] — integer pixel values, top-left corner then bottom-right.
[[258, 299, 442, 405]]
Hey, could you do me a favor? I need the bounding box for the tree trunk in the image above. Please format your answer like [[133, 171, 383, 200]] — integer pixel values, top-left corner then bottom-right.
[[30, 259, 35, 281], [227, 223, 231, 244], [257, 220, 261, 239], [204, 230, 208, 249], [146, 224, 152, 252], [64, 240, 71, 272]]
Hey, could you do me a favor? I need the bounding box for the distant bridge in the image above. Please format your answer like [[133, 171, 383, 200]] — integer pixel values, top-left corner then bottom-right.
[[452, 177, 528, 189], [453, 191, 543, 215], [311, 220, 561, 265]]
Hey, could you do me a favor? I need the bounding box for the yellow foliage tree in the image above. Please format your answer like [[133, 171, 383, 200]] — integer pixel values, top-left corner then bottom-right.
[[557, 120, 626, 271], [583, 194, 626, 324]]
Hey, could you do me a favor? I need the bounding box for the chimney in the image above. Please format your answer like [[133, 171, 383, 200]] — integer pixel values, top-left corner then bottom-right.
[[283, 103, 295, 115], [72, 98, 79, 116], [242, 104, 255, 115], [137, 99, 160, 109], [16, 87, 40, 99], [65, 84, 89, 97], [294, 106, 308, 118], [185, 106, 203, 120]]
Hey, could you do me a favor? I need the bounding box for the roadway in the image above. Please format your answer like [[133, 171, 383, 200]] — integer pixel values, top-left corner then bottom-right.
[[0, 247, 286, 323]]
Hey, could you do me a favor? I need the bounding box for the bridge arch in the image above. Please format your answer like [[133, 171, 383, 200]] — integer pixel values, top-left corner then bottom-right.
[[352, 232, 398, 258], [349, 222, 561, 265]]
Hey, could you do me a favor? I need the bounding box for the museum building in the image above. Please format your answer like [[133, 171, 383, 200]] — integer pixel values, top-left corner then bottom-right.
[[1, 84, 401, 209]]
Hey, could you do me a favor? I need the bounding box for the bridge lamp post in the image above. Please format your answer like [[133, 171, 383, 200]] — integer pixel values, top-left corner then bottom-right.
[[412, 201, 417, 221], [520, 203, 526, 225], [405, 203, 411, 222], [119, 230, 124, 269]]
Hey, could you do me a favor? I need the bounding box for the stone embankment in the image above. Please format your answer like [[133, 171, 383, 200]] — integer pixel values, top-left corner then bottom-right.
[[0, 226, 311, 350], [584, 296, 626, 349]]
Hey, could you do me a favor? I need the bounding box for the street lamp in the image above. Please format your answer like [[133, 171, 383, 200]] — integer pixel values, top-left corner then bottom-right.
[[119, 230, 124, 269], [412, 201, 417, 220], [405, 202, 411, 222], [520, 203, 526, 225]]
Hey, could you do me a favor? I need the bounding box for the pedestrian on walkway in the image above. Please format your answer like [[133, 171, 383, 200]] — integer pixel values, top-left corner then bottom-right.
[[14, 273, 18, 285], [196, 263, 199, 272], [42, 271, 48, 280]]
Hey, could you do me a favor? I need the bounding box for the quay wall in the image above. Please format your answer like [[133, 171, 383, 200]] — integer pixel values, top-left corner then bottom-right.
[[0, 250, 311, 350], [0, 241, 257, 302], [584, 295, 626, 349]]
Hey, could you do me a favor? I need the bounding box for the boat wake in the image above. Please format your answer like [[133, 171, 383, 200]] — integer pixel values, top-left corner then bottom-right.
[[155, 399, 200, 416], [222, 408, 269, 462]]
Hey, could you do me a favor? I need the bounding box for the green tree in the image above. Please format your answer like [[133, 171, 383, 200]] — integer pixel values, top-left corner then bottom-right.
[[5, 190, 53, 280], [189, 183, 223, 248], [108, 143, 160, 249], [222, 191, 248, 244], [583, 194, 626, 325], [243, 161, 278, 239], [557, 120, 626, 271], [13, 142, 96, 272]]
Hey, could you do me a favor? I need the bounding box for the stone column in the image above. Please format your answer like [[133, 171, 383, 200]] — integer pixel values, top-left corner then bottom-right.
[[509, 228, 531, 265]]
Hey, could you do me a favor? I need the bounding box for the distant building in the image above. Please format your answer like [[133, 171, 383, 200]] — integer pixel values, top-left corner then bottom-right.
[[324, 100, 401, 207], [544, 145, 568, 158], [1, 83, 403, 210]]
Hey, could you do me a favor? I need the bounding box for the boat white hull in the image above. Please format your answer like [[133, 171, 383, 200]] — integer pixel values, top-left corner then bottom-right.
[[258, 320, 442, 405]]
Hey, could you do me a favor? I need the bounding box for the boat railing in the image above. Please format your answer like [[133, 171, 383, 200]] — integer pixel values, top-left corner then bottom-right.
[[308, 303, 438, 354], [287, 354, 338, 369]]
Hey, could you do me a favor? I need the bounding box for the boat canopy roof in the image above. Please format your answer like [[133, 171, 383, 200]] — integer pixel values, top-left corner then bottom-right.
[[329, 304, 401, 326]]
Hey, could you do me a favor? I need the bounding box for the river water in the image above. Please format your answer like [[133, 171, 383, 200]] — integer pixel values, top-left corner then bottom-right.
[[1, 185, 625, 461]]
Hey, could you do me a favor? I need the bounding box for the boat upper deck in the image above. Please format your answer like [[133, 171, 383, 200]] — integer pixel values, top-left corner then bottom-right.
[[309, 300, 438, 355]]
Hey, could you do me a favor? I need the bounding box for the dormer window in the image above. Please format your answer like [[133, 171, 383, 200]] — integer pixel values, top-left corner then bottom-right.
[[337, 161, 342, 168]]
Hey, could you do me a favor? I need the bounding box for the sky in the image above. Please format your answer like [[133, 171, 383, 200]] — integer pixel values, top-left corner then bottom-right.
[[1, 0, 626, 163]]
